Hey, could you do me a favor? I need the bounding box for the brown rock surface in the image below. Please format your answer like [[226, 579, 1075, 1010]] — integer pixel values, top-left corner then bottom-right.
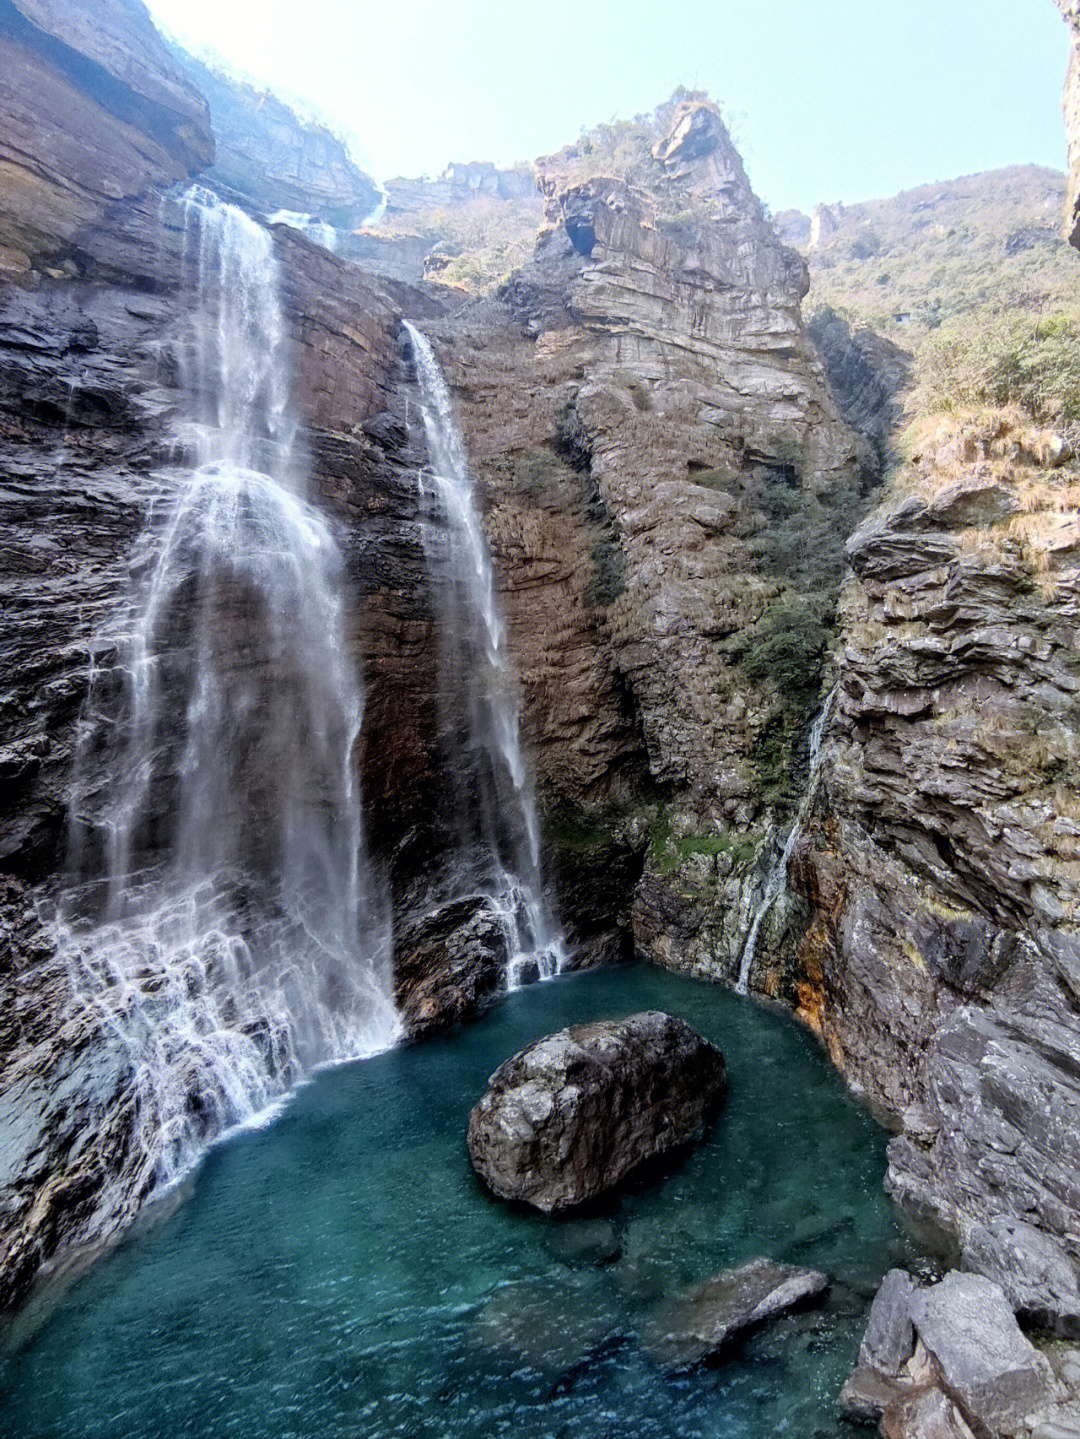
[[423, 99, 872, 985], [0, 0, 213, 261]]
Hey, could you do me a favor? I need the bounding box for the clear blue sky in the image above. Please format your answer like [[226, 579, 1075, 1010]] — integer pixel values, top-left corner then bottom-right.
[[147, 0, 1071, 212]]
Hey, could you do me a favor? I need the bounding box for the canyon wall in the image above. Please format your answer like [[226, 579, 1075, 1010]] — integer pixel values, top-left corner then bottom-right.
[[4, 0, 1080, 1321]]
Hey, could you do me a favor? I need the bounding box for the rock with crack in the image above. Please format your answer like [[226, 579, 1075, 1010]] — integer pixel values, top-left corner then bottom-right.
[[839, 1267, 921, 1423], [860, 1267, 920, 1377], [394, 897, 508, 1041], [466, 1012, 725, 1211], [640, 1258, 829, 1371], [962, 1216, 1080, 1339], [910, 1272, 1058, 1438]]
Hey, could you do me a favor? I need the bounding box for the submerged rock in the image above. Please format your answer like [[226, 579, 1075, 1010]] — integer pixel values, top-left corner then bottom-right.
[[838, 1364, 911, 1424], [640, 1258, 829, 1370], [466, 1011, 725, 1211], [475, 1275, 619, 1377]]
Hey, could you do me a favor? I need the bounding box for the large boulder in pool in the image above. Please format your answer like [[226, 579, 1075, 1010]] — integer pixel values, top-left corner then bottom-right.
[[466, 1011, 726, 1211]]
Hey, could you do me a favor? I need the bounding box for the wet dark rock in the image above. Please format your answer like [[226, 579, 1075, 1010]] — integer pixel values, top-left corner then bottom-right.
[[962, 1216, 1080, 1339], [394, 897, 508, 1041], [640, 1258, 829, 1370], [466, 1012, 725, 1212]]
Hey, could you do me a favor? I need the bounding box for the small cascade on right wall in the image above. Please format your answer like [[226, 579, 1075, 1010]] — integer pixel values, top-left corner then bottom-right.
[[735, 686, 838, 995], [403, 322, 566, 987]]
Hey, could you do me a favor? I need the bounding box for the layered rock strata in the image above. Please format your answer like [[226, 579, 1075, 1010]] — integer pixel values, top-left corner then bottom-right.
[[777, 411, 1080, 1276], [0, 0, 213, 268], [169, 46, 381, 226], [422, 99, 873, 985]]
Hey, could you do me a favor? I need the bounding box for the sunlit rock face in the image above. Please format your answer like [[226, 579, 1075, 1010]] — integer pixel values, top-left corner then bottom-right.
[[0, 0, 213, 268], [1056, 0, 1080, 247], [422, 99, 872, 980], [167, 46, 382, 227]]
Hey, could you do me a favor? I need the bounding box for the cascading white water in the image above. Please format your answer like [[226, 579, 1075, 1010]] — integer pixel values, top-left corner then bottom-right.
[[267, 209, 339, 252], [404, 322, 566, 988], [56, 186, 398, 1194], [735, 686, 837, 995]]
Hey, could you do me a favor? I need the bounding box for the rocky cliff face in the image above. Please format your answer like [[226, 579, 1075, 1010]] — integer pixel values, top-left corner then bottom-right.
[[1057, 1, 1080, 247], [0, 0, 213, 270], [0, 190, 450, 1304], [0, 2, 458, 1306], [422, 100, 874, 982], [5, 1, 1079, 1349], [773, 410, 1080, 1266], [169, 47, 381, 226]]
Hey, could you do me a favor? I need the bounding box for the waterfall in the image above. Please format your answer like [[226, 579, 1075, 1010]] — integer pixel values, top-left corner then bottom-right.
[[735, 686, 837, 995], [403, 322, 566, 988], [266, 209, 339, 251], [56, 186, 398, 1196]]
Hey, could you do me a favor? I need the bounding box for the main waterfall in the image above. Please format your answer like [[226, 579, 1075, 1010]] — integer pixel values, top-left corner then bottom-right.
[[55, 188, 398, 1194], [404, 323, 566, 987]]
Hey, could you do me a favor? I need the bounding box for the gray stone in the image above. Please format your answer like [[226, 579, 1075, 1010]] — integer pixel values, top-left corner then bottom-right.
[[640, 1258, 828, 1370], [910, 1271, 1057, 1437], [838, 1364, 911, 1423], [467, 1012, 726, 1212], [963, 1216, 1080, 1338], [860, 1268, 919, 1377]]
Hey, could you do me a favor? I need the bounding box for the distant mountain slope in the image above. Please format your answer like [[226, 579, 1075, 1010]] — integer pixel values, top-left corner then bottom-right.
[[775, 165, 1077, 341]]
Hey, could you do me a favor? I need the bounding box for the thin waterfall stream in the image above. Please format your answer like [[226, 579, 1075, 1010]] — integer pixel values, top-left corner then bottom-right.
[[735, 685, 837, 995], [404, 322, 566, 988], [52, 187, 398, 1203]]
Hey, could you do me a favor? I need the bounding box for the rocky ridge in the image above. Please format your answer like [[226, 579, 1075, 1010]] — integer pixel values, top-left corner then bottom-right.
[[168, 44, 382, 226]]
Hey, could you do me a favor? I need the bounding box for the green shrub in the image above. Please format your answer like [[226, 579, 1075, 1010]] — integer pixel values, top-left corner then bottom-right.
[[730, 603, 829, 696], [587, 534, 627, 607], [911, 309, 1080, 424], [647, 808, 757, 874]]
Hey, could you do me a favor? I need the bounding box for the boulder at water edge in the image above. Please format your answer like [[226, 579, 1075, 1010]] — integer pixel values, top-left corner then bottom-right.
[[466, 1011, 726, 1211]]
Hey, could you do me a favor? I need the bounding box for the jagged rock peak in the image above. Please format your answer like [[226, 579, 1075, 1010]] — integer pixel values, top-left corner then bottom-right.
[[649, 98, 758, 211]]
